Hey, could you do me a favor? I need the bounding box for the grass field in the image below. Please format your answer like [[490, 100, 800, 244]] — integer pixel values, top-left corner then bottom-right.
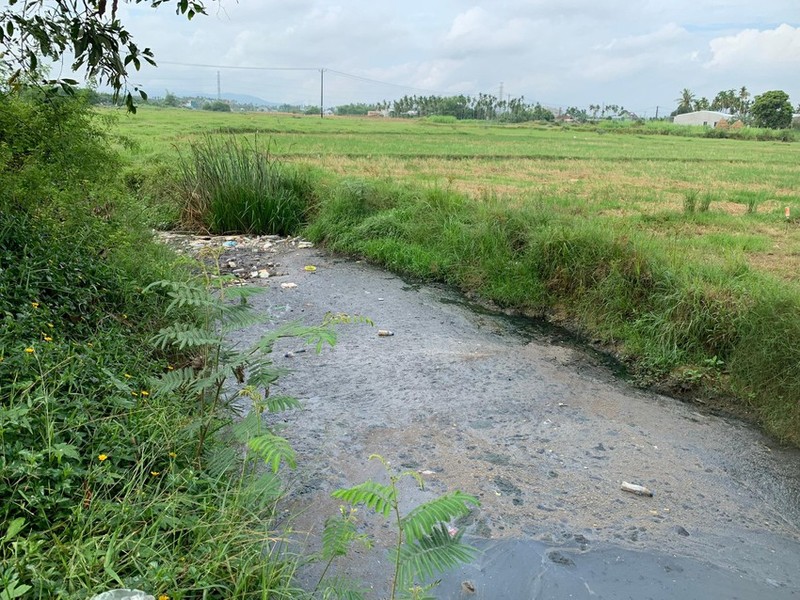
[[110, 106, 800, 443], [113, 107, 800, 283]]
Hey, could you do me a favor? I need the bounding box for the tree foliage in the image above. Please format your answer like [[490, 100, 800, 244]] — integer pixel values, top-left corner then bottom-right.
[[751, 90, 793, 129], [0, 0, 211, 111]]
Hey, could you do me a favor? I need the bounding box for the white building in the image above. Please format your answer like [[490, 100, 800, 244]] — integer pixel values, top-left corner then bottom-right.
[[673, 111, 731, 127]]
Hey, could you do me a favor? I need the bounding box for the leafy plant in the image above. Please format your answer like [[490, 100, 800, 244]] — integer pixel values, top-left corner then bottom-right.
[[320, 455, 480, 600], [146, 246, 338, 464], [177, 135, 316, 235]]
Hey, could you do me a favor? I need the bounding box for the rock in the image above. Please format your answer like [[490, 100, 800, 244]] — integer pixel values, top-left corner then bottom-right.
[[675, 525, 690, 537], [548, 551, 575, 566], [281, 282, 298, 289], [258, 269, 270, 278]]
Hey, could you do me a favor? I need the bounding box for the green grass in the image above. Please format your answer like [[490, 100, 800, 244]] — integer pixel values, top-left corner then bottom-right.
[[1, 92, 303, 598], [108, 107, 800, 444]]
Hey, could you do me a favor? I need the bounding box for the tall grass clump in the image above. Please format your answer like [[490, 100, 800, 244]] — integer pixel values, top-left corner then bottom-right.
[[0, 88, 313, 598], [178, 135, 316, 235]]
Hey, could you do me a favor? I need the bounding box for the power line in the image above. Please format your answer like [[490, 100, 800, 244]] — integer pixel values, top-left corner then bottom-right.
[[159, 60, 319, 71]]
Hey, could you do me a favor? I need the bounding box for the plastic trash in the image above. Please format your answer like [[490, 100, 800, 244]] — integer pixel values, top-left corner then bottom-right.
[[222, 241, 237, 247], [377, 330, 394, 337], [621, 481, 653, 497], [89, 590, 155, 600]]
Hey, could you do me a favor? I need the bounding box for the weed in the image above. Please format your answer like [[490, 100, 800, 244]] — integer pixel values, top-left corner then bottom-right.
[[319, 455, 480, 600], [683, 189, 698, 214], [177, 135, 316, 235]]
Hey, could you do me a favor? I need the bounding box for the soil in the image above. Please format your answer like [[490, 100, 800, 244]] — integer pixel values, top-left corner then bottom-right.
[[161, 232, 800, 599]]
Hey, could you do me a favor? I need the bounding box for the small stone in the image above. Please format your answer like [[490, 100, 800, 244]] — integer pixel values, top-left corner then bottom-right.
[[250, 271, 259, 278], [675, 526, 690, 537], [258, 269, 270, 279], [227, 260, 237, 268], [281, 282, 298, 289], [548, 551, 575, 566], [298, 241, 314, 248]]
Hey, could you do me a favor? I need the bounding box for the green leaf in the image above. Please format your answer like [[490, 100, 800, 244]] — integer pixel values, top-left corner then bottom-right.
[[151, 322, 221, 350], [321, 511, 359, 560], [332, 481, 396, 518], [401, 491, 479, 543], [50, 442, 80, 462], [264, 394, 302, 413], [3, 517, 25, 542], [395, 524, 477, 586], [248, 432, 296, 472]]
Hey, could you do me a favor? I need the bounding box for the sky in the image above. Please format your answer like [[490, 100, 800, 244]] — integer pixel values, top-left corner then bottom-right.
[[73, 0, 800, 115]]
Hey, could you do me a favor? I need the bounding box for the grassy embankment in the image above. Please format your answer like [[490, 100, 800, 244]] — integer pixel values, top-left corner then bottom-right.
[[0, 95, 316, 598], [113, 107, 800, 444]]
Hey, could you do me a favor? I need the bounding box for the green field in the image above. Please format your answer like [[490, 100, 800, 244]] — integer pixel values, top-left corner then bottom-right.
[[113, 107, 800, 283], [111, 107, 800, 443]]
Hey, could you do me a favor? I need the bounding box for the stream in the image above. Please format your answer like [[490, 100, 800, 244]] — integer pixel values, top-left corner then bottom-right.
[[225, 241, 800, 599]]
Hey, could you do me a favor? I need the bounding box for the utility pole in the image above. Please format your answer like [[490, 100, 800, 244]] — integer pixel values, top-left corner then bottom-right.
[[655, 105, 659, 119], [216, 70, 221, 101], [320, 68, 324, 119], [498, 82, 504, 117]]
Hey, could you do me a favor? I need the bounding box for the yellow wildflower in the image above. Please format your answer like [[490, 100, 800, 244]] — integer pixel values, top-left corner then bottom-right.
[[124, 373, 132, 379], [47, 322, 54, 328], [131, 391, 138, 397], [151, 471, 160, 477], [31, 302, 39, 309], [167, 365, 174, 371], [25, 347, 34, 354], [168, 452, 177, 459], [44, 336, 53, 342], [140, 390, 149, 397], [158, 595, 170, 600], [98, 454, 108, 462]]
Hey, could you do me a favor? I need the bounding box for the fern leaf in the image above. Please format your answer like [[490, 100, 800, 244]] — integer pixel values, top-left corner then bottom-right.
[[231, 412, 262, 443], [150, 366, 197, 396], [247, 362, 290, 389], [241, 471, 283, 506], [145, 280, 221, 313], [331, 481, 396, 518], [223, 285, 265, 303], [203, 444, 238, 478], [320, 575, 367, 600], [321, 512, 359, 560], [219, 303, 271, 332], [395, 524, 477, 586], [264, 394, 302, 413], [401, 491, 479, 543], [248, 432, 296, 472], [151, 322, 221, 350]]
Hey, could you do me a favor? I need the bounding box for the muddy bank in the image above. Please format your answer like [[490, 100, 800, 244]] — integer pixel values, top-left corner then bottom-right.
[[171, 233, 800, 598]]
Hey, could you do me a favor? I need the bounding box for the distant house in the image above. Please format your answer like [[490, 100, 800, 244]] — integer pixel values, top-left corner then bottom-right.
[[674, 111, 731, 127]]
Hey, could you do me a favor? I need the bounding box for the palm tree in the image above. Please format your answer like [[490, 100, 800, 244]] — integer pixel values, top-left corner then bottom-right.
[[676, 88, 695, 114]]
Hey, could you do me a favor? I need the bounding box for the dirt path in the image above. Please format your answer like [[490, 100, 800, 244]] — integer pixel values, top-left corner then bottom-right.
[[170, 233, 800, 599]]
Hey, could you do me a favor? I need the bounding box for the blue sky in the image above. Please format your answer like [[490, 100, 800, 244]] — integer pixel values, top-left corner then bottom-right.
[[73, 0, 800, 114]]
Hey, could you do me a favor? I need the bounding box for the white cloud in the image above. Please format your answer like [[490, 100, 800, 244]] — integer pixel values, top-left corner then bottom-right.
[[706, 24, 800, 69]]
